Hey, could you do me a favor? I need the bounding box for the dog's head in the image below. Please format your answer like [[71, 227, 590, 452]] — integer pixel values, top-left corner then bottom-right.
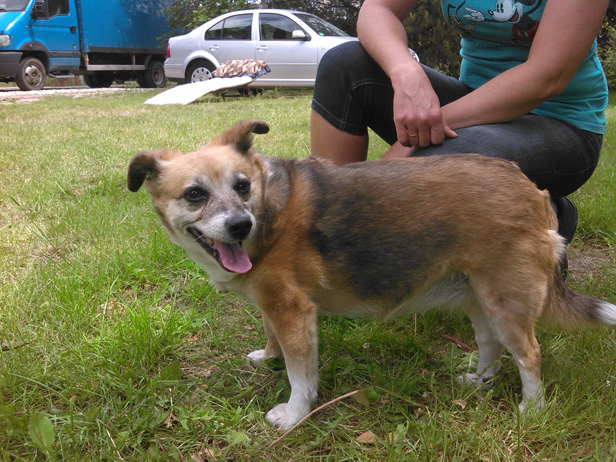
[[128, 120, 270, 279]]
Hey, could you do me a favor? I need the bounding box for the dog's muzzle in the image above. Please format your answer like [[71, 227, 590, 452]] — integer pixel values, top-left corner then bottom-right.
[[187, 225, 253, 274]]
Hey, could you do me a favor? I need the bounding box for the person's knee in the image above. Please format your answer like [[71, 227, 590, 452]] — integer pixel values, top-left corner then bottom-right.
[[316, 41, 370, 83], [320, 41, 363, 65]]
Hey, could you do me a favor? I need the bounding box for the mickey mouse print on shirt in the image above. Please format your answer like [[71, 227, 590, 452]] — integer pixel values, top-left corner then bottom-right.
[[443, 0, 545, 45]]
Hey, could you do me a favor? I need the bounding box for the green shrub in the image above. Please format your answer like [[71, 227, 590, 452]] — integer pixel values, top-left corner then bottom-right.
[[598, 21, 616, 90], [404, 0, 462, 76]]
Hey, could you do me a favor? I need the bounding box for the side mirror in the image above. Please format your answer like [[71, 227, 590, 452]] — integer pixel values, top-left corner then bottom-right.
[[291, 30, 311, 41], [30, 0, 48, 19]]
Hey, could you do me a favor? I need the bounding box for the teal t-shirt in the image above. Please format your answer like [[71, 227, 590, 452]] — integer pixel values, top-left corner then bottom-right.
[[441, 0, 608, 134]]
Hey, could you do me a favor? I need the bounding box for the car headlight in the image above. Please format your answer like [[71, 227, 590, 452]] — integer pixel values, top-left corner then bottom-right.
[[0, 35, 10, 47]]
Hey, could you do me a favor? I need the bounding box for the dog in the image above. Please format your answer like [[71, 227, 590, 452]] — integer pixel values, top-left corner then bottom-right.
[[128, 120, 616, 430]]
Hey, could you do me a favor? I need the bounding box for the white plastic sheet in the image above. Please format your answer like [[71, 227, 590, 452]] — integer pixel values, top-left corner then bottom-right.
[[144, 75, 255, 106]]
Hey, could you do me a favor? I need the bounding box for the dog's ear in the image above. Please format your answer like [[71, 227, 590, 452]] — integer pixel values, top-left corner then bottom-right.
[[127, 149, 181, 192], [207, 119, 269, 155]]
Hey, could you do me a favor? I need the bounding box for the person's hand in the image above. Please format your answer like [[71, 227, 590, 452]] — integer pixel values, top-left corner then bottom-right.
[[381, 142, 416, 159], [390, 71, 457, 148]]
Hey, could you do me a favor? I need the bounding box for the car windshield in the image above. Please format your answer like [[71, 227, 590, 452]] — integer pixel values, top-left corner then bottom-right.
[[294, 13, 349, 37], [0, 0, 31, 12]]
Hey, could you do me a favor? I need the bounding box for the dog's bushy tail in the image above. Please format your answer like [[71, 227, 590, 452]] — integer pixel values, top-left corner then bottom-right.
[[543, 271, 616, 330]]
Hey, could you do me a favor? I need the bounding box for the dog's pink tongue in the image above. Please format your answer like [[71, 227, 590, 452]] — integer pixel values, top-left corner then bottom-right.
[[214, 241, 252, 273]]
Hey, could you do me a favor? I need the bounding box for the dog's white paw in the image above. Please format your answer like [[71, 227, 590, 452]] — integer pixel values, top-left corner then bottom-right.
[[518, 395, 545, 413], [247, 349, 267, 367], [456, 373, 495, 390], [265, 403, 305, 430]]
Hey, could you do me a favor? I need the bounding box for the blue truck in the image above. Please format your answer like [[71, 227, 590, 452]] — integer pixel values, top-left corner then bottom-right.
[[0, 0, 173, 90]]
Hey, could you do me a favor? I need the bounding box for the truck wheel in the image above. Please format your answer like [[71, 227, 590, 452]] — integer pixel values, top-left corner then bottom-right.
[[84, 72, 114, 88], [137, 61, 166, 88], [185, 60, 214, 84], [15, 57, 46, 91]]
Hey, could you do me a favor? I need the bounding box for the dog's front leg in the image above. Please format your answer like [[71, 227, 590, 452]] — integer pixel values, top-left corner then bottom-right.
[[247, 313, 283, 366], [263, 297, 319, 430]]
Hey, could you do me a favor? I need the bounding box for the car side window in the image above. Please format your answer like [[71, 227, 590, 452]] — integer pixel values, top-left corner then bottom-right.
[[259, 13, 303, 40], [223, 14, 252, 40], [204, 14, 252, 40], [204, 20, 223, 39]]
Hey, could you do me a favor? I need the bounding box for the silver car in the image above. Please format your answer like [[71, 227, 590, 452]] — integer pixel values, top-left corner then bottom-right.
[[164, 9, 358, 88]]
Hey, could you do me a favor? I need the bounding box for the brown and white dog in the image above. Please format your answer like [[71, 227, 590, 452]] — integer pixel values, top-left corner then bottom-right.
[[128, 120, 616, 430]]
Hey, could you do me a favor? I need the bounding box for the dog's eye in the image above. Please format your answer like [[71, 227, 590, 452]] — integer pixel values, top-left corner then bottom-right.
[[234, 179, 251, 195], [184, 187, 208, 203]]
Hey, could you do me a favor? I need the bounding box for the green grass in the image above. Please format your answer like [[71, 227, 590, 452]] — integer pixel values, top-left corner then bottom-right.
[[0, 89, 615, 461]]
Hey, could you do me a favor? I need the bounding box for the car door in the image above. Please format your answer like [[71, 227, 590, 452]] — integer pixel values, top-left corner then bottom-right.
[[200, 13, 255, 65], [255, 12, 317, 86]]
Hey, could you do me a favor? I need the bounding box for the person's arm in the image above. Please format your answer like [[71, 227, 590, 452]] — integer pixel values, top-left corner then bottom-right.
[[360, 0, 608, 158], [442, 0, 609, 130], [357, 0, 457, 148]]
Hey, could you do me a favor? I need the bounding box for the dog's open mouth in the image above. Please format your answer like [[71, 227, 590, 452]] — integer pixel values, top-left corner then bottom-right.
[[187, 227, 252, 274]]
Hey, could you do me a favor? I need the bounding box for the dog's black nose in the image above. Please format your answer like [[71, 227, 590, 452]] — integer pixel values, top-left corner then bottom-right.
[[226, 215, 253, 240]]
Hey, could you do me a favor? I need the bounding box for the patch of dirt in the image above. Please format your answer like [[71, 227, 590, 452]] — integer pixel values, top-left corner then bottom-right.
[[568, 245, 615, 283]]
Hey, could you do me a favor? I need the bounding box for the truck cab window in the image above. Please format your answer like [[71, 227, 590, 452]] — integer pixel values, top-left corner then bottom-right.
[[2, 0, 31, 12], [46, 0, 69, 18]]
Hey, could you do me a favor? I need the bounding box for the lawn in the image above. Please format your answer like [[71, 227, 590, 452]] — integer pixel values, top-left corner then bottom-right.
[[0, 89, 615, 461]]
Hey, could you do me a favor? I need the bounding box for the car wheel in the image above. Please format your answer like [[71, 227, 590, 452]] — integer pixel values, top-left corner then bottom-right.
[[185, 60, 214, 84], [138, 60, 166, 88], [15, 57, 46, 91]]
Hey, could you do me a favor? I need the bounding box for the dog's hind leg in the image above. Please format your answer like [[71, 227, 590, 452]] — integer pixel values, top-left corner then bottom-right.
[[247, 313, 283, 367], [498, 318, 544, 411], [458, 302, 503, 389], [472, 276, 546, 411]]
